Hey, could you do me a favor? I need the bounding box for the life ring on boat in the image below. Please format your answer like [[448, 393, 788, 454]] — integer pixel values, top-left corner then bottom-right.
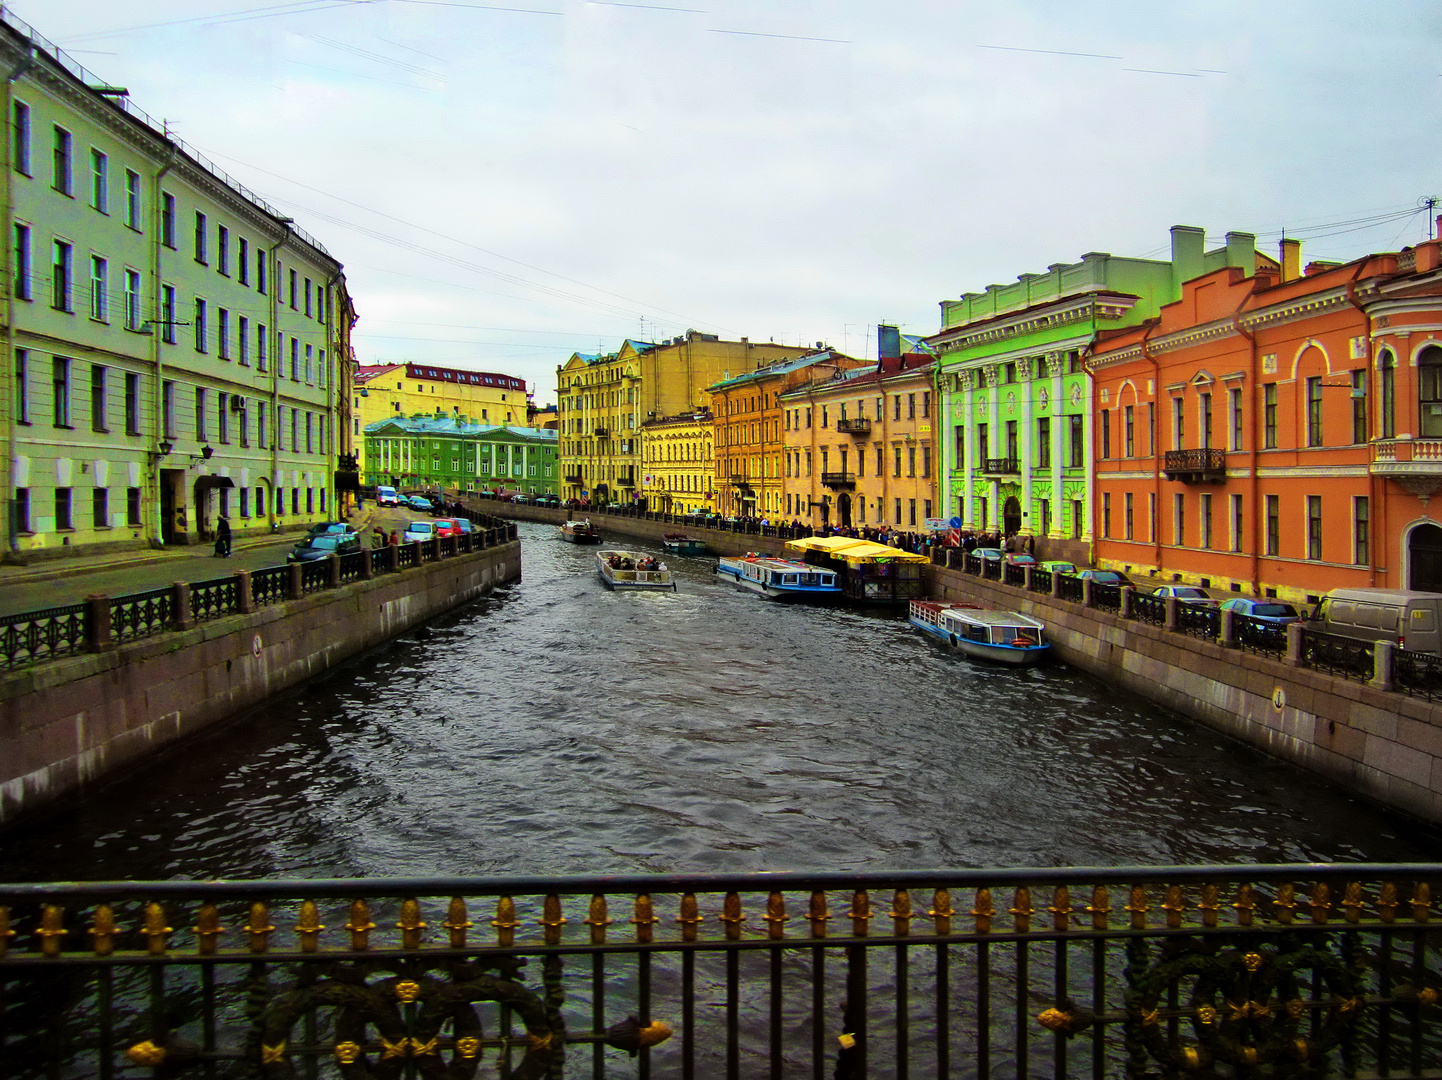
[[1010, 638, 1031, 647]]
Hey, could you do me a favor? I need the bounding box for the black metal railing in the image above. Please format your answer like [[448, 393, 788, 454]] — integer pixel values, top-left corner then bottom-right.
[[1028, 569, 1052, 594], [1090, 581, 1121, 613], [189, 575, 238, 623], [1235, 613, 1289, 657], [1004, 563, 1026, 587], [251, 565, 289, 607], [982, 457, 1020, 474], [1302, 628, 1376, 682], [836, 417, 871, 434], [1175, 602, 1221, 639], [1056, 574, 1083, 603], [111, 587, 172, 643], [2, 865, 1438, 1080], [299, 559, 330, 594], [820, 472, 856, 489], [0, 602, 88, 668], [338, 550, 366, 583], [1394, 645, 1442, 700], [1163, 447, 1227, 482]]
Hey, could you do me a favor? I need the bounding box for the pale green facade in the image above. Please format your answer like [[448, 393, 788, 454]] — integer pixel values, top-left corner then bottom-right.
[[365, 416, 558, 496]]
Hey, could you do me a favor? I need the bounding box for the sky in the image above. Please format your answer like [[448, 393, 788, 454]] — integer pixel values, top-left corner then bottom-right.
[[15, 1, 1441, 405]]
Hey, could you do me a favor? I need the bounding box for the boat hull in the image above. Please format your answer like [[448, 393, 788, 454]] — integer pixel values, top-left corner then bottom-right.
[[662, 538, 708, 556], [561, 523, 602, 544], [597, 551, 676, 591], [715, 561, 841, 602], [907, 614, 1050, 666]]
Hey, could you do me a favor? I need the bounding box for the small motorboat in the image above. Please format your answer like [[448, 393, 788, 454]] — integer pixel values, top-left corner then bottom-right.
[[662, 533, 708, 556], [597, 549, 676, 591], [561, 520, 602, 544], [907, 600, 1049, 666]]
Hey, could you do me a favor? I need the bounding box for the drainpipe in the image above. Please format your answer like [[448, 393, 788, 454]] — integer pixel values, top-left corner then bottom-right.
[[150, 144, 180, 545], [324, 267, 342, 514], [2, 43, 35, 554], [1343, 261, 1377, 586], [1227, 286, 1260, 594], [268, 224, 293, 528], [1139, 321, 1162, 573]]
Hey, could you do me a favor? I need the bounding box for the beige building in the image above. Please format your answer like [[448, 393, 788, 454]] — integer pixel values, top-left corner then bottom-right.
[[640, 410, 714, 514], [781, 351, 939, 530], [556, 331, 810, 503]]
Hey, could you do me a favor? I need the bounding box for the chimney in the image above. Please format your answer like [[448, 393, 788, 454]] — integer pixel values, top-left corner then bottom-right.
[[877, 324, 901, 361], [1279, 237, 1302, 283], [1224, 231, 1257, 273], [1169, 225, 1206, 292]]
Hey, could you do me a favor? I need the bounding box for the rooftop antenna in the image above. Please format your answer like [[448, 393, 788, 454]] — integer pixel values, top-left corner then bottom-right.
[[1426, 196, 1439, 241]]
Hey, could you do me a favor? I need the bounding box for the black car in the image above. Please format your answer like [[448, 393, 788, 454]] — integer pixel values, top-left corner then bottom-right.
[[287, 533, 360, 562]]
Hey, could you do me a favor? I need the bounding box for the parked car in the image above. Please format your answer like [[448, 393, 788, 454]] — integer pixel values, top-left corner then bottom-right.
[[303, 521, 350, 541], [1038, 560, 1078, 575], [1309, 588, 1442, 654], [1002, 553, 1037, 568], [403, 520, 436, 543], [287, 533, 360, 562], [406, 495, 431, 512], [1150, 585, 1220, 607], [450, 517, 474, 534], [1076, 569, 1132, 586], [375, 485, 400, 507], [510, 493, 532, 504], [534, 494, 560, 507], [1220, 598, 1302, 626], [973, 547, 1004, 563], [433, 518, 462, 538]]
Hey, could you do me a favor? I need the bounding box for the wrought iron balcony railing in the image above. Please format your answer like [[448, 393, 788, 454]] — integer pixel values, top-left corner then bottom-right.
[[564, 473, 585, 484], [2, 866, 1439, 1080], [728, 474, 752, 488], [982, 457, 1020, 474], [820, 471, 856, 489], [835, 417, 871, 435], [1163, 447, 1227, 483], [592, 426, 610, 438]]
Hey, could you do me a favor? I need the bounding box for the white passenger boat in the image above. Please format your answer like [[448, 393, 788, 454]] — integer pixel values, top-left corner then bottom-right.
[[715, 555, 841, 601], [596, 550, 676, 591], [561, 520, 602, 544], [907, 600, 1049, 666]]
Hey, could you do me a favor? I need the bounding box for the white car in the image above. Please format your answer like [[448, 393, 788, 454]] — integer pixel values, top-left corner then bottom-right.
[[403, 520, 436, 543]]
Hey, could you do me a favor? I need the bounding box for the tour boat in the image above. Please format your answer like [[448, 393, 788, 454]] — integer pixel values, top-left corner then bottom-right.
[[908, 600, 1049, 666], [662, 533, 708, 557], [561, 520, 602, 544], [715, 555, 841, 601], [597, 550, 677, 591]]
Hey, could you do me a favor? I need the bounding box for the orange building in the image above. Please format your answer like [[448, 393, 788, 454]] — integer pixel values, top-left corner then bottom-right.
[[1089, 225, 1442, 604]]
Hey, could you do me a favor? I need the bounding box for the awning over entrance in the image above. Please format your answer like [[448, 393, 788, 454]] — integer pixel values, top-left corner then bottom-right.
[[194, 475, 235, 492]]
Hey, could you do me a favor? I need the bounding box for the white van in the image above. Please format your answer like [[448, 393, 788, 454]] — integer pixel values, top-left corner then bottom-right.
[[376, 485, 399, 507], [1309, 588, 1442, 654]]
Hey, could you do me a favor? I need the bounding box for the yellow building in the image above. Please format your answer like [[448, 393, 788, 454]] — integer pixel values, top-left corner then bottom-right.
[[640, 410, 714, 514], [556, 331, 811, 503], [352, 362, 529, 477]]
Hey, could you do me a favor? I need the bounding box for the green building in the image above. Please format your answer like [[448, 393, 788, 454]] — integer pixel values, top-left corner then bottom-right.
[[927, 226, 1265, 564], [364, 415, 558, 496]]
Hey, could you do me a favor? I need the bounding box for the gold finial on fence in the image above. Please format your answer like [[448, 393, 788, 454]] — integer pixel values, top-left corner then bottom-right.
[[633, 894, 659, 945], [891, 890, 912, 938], [296, 900, 324, 954], [585, 895, 612, 945], [492, 896, 521, 948], [1309, 882, 1331, 925], [972, 888, 994, 935], [37, 905, 66, 957], [541, 894, 567, 946], [720, 892, 745, 942], [762, 892, 787, 941], [193, 903, 224, 956], [929, 889, 954, 936], [454, 1036, 481, 1059], [1341, 882, 1365, 924], [848, 890, 872, 938], [333, 1041, 362, 1064], [806, 891, 831, 939], [1161, 885, 1185, 930], [1049, 886, 1071, 932], [444, 898, 472, 949], [346, 900, 375, 951], [91, 905, 119, 957], [1232, 883, 1255, 927], [1197, 884, 1220, 928], [677, 893, 703, 943], [1124, 886, 1148, 930], [0, 907, 13, 959], [1088, 886, 1110, 931], [1378, 882, 1398, 923], [1010, 887, 1033, 934], [1412, 882, 1431, 923], [398, 898, 425, 950], [245, 902, 275, 953], [142, 903, 171, 957], [126, 1041, 167, 1066], [1273, 883, 1296, 926]]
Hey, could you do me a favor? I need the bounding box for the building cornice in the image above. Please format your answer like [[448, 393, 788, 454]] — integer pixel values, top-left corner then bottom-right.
[[929, 293, 1136, 356]]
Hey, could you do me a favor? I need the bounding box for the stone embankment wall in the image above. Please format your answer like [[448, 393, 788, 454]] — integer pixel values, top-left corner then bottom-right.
[[0, 542, 520, 828], [481, 502, 792, 558], [925, 565, 1442, 826]]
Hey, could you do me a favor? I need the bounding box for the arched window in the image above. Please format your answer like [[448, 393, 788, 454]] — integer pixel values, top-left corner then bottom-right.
[[1421, 345, 1442, 438], [1379, 349, 1396, 438]]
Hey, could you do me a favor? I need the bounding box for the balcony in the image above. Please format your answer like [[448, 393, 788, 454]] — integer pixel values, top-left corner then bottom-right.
[[1163, 448, 1226, 484], [820, 471, 856, 489], [1370, 438, 1442, 498], [592, 426, 610, 438], [617, 474, 635, 487], [836, 417, 871, 435], [564, 472, 584, 484], [982, 458, 1020, 475]]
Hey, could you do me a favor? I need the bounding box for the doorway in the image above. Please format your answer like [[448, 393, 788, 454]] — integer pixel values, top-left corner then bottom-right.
[[837, 492, 852, 528], [159, 470, 186, 545], [1003, 495, 1022, 537], [1409, 522, 1442, 592]]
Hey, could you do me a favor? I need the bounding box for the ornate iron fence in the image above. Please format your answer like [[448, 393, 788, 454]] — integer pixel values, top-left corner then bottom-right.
[[395, 544, 417, 569], [299, 560, 330, 595], [0, 865, 1438, 1080], [1395, 646, 1442, 700], [338, 551, 366, 583], [1056, 574, 1084, 603], [1131, 592, 1167, 627], [110, 588, 172, 643], [0, 602, 88, 668], [189, 576, 239, 623], [1235, 614, 1289, 658], [1004, 564, 1027, 587], [1303, 629, 1376, 683], [1090, 582, 1121, 613], [1029, 569, 1053, 595], [250, 565, 290, 607], [1175, 603, 1221, 640]]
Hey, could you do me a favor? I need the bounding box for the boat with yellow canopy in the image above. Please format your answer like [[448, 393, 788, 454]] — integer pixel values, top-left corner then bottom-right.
[[784, 536, 929, 604]]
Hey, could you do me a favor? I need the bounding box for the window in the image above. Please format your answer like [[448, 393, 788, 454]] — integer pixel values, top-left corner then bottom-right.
[[52, 357, 70, 427], [1199, 392, 1212, 448], [257, 402, 267, 448], [217, 226, 229, 275], [162, 380, 175, 438], [1379, 350, 1395, 438], [194, 211, 207, 263], [977, 422, 989, 462], [893, 445, 902, 477], [875, 445, 882, 476], [305, 343, 313, 383], [13, 222, 30, 300], [290, 338, 299, 381], [1172, 396, 1184, 450], [1173, 492, 1185, 547], [1354, 496, 1369, 565], [1125, 492, 1134, 539], [291, 408, 299, 450], [12, 100, 30, 175], [127, 487, 141, 526], [51, 240, 72, 311], [161, 192, 176, 248], [1068, 415, 1083, 467], [875, 396, 883, 422], [218, 308, 230, 359], [238, 237, 249, 285], [52, 125, 71, 194], [14, 488, 27, 532], [256, 247, 266, 294], [218, 393, 229, 444], [1306, 376, 1323, 446], [893, 395, 901, 421], [906, 446, 916, 477], [90, 365, 107, 432], [125, 372, 140, 434], [289, 268, 297, 308], [1037, 417, 1051, 468], [907, 393, 916, 419], [306, 412, 314, 453], [894, 498, 902, 524], [55, 488, 72, 530], [1229, 388, 1243, 450], [238, 316, 249, 366], [922, 391, 930, 418], [194, 298, 207, 352], [1147, 401, 1156, 455], [255, 486, 265, 517], [1124, 405, 1135, 457], [257, 322, 267, 370], [908, 498, 917, 526], [160, 285, 176, 343], [1266, 495, 1281, 554], [318, 349, 326, 388], [93, 487, 108, 529], [304, 276, 312, 317], [124, 169, 140, 229], [1231, 493, 1243, 553], [1351, 370, 1367, 444], [1102, 492, 1111, 538], [123, 268, 141, 330], [1149, 492, 1156, 542], [1420, 346, 1442, 437], [88, 255, 107, 321], [195, 388, 207, 441], [14, 349, 27, 423], [240, 488, 249, 518], [1200, 492, 1212, 549], [1307, 495, 1323, 560], [1100, 409, 1111, 458], [88, 148, 109, 213], [1263, 384, 1278, 449], [1072, 500, 1083, 539], [922, 445, 931, 477]]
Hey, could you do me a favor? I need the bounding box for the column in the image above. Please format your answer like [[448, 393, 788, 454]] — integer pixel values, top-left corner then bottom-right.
[[1021, 360, 1034, 536], [961, 373, 976, 529], [1050, 355, 1064, 541]]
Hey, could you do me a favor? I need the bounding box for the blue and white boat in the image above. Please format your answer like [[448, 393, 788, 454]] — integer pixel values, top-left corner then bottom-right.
[[908, 600, 1049, 666], [715, 555, 840, 601]]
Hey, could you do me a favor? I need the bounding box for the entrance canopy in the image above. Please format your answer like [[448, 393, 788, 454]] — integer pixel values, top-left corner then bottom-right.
[[194, 475, 235, 492], [785, 536, 929, 564]]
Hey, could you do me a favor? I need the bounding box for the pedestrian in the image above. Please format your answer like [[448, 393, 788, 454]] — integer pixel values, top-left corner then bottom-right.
[[214, 515, 232, 558], [389, 530, 399, 546]]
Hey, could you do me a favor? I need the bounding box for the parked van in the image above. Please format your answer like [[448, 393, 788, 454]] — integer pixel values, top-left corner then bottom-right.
[[1309, 588, 1442, 654], [376, 485, 399, 507]]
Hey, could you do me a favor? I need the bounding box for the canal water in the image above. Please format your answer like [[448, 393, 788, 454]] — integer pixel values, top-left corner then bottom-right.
[[2, 520, 1439, 881]]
